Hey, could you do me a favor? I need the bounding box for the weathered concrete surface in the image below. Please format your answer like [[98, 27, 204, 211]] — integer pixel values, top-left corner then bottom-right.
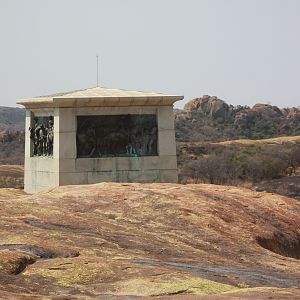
[[22, 89, 181, 192], [0, 183, 300, 299]]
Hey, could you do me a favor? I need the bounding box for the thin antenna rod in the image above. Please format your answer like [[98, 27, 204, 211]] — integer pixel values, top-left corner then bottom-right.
[[96, 54, 99, 87]]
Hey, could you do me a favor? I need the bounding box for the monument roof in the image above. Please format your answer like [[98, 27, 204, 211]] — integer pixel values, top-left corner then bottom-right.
[[17, 87, 184, 108]]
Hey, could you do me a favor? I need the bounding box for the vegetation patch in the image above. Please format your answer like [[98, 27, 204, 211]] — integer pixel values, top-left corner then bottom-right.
[[111, 276, 238, 296], [179, 136, 300, 188], [24, 258, 115, 287], [0, 165, 23, 188]]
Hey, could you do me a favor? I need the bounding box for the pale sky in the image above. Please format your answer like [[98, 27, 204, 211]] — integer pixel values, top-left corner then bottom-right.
[[0, 0, 299, 109]]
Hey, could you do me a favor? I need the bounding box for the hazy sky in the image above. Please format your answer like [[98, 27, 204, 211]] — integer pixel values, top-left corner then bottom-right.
[[0, 0, 299, 108]]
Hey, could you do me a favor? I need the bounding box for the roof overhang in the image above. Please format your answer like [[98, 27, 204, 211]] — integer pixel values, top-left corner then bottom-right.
[[17, 96, 184, 109]]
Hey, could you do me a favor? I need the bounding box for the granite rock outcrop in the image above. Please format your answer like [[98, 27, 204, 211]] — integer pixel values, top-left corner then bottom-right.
[[0, 183, 300, 298]]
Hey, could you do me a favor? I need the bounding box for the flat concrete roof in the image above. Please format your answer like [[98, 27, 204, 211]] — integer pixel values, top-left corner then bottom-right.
[[17, 87, 184, 108]]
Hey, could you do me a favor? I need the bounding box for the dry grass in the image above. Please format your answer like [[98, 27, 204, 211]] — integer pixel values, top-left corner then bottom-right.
[[217, 135, 300, 145], [0, 165, 23, 188], [179, 135, 300, 147]]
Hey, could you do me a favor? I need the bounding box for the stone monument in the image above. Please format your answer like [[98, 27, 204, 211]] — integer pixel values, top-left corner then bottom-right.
[[17, 87, 183, 193]]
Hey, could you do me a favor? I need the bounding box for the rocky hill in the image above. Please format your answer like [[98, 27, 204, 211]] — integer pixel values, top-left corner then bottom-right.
[[0, 107, 24, 132], [176, 96, 300, 141], [0, 183, 300, 299], [0, 131, 24, 165], [0, 107, 25, 165]]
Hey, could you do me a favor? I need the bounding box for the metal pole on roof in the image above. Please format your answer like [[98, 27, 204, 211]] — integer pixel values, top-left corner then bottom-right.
[[96, 54, 99, 87]]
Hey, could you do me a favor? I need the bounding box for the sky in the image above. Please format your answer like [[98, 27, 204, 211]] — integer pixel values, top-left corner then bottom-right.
[[0, 0, 299, 109]]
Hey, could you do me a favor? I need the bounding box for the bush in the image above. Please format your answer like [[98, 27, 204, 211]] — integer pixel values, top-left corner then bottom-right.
[[178, 142, 297, 185], [180, 152, 265, 185], [261, 156, 285, 179]]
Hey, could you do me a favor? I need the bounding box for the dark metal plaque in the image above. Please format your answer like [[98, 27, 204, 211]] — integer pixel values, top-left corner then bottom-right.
[[29, 116, 54, 156], [76, 114, 158, 158]]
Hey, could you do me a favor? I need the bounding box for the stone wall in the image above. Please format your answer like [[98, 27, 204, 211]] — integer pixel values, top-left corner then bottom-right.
[[24, 105, 177, 193]]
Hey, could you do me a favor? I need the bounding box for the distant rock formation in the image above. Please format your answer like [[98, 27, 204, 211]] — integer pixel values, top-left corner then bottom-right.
[[183, 95, 233, 121], [176, 96, 300, 141]]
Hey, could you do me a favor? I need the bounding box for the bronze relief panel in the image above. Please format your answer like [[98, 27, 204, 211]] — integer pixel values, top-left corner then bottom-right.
[[29, 116, 54, 157], [76, 114, 158, 158]]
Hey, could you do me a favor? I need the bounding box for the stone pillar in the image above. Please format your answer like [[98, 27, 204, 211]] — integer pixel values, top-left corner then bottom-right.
[[24, 109, 58, 193], [24, 110, 33, 192], [54, 108, 88, 185], [157, 106, 178, 182]]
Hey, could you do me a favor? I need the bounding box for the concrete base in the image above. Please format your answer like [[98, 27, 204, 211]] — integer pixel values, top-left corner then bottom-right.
[[25, 158, 177, 193]]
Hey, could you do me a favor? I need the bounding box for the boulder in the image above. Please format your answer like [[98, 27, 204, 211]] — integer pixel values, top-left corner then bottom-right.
[[184, 95, 232, 121]]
